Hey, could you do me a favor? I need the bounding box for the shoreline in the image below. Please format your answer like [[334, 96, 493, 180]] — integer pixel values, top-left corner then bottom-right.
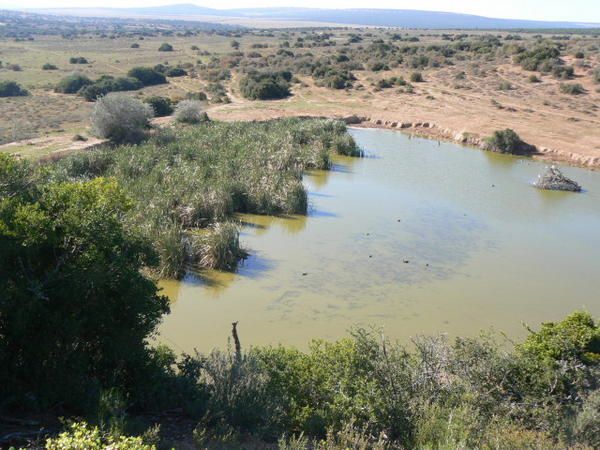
[[339, 115, 599, 170], [4, 112, 599, 170]]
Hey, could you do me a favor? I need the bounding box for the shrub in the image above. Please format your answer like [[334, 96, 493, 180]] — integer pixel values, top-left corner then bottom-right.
[[239, 71, 291, 100], [144, 96, 173, 117], [0, 171, 168, 410], [46, 421, 156, 450], [158, 42, 173, 52], [127, 66, 167, 86], [42, 62, 58, 70], [55, 73, 93, 94], [575, 390, 600, 448], [165, 67, 187, 77], [575, 51, 585, 59], [519, 311, 600, 364], [560, 83, 585, 95], [410, 71, 424, 82], [0, 80, 28, 97], [174, 100, 205, 124], [69, 56, 88, 64], [553, 65, 574, 80], [593, 68, 600, 84], [528, 74, 541, 83], [187, 91, 208, 101], [514, 45, 561, 71], [130, 42, 140, 48], [91, 94, 153, 143], [79, 76, 143, 101], [485, 129, 535, 155]]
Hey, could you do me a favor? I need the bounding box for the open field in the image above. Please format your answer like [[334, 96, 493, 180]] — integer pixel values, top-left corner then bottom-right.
[[2, 18, 600, 167]]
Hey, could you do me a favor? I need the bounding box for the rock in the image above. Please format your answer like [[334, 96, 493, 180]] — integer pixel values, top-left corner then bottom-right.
[[534, 166, 582, 192]]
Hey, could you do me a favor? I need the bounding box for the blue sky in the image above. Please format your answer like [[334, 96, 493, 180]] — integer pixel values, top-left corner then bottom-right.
[[9, 0, 600, 23]]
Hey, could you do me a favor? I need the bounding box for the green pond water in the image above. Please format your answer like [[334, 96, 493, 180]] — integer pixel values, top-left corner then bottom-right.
[[159, 128, 600, 353]]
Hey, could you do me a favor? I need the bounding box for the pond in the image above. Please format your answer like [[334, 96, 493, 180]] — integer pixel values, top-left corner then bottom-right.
[[159, 128, 600, 353]]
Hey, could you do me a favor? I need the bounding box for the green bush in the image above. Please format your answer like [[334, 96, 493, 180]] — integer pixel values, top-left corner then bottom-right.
[[130, 42, 140, 49], [514, 45, 561, 71], [519, 311, 600, 364], [127, 66, 167, 86], [0, 80, 28, 97], [69, 56, 88, 64], [46, 421, 156, 450], [42, 62, 58, 70], [91, 94, 153, 143], [165, 67, 187, 77], [553, 65, 574, 80], [144, 96, 173, 117], [239, 71, 292, 100], [55, 73, 93, 94], [560, 83, 585, 95], [158, 42, 173, 52], [174, 99, 205, 124], [485, 129, 535, 155], [0, 166, 168, 410], [78, 76, 143, 101], [410, 72, 424, 82]]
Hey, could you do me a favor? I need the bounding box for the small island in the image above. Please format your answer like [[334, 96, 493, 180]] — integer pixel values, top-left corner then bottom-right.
[[534, 166, 582, 192]]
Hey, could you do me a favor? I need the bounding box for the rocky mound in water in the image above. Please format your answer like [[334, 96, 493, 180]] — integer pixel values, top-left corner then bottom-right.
[[534, 166, 582, 192]]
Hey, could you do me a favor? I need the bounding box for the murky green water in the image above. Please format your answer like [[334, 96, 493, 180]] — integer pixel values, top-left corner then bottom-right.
[[159, 128, 600, 353]]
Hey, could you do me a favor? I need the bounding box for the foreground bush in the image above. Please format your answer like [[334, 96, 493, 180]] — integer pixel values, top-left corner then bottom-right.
[[46, 421, 155, 450], [91, 94, 153, 143], [239, 71, 292, 100], [0, 162, 168, 411], [0, 80, 28, 97]]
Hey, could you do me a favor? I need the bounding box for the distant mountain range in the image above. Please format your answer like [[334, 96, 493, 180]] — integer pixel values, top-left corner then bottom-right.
[[28, 4, 600, 29]]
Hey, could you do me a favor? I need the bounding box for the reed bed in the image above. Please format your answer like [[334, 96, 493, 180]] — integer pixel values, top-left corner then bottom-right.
[[49, 118, 360, 277]]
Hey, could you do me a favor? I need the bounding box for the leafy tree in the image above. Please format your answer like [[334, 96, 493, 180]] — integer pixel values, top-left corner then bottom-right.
[[0, 159, 169, 410]]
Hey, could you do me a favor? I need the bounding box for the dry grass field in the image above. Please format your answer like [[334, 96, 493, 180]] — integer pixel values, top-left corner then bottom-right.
[[1, 17, 600, 166]]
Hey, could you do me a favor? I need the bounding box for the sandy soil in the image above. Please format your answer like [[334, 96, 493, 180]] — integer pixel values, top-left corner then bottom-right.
[[207, 70, 600, 169]]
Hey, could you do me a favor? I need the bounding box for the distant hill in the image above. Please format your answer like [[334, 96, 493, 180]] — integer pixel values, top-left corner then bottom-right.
[[28, 3, 600, 29]]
